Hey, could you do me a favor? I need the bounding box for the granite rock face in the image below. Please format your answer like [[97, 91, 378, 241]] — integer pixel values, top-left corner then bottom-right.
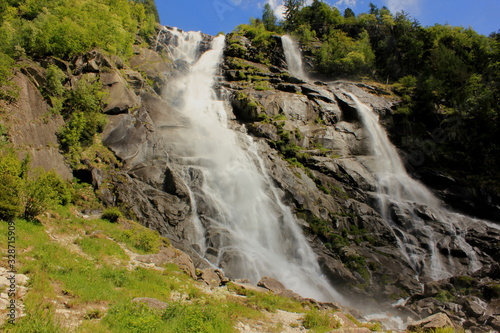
[[92, 27, 500, 329]]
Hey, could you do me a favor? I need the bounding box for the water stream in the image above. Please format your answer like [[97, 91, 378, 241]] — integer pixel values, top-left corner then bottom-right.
[[164, 29, 343, 302], [282, 35, 307, 79], [349, 94, 482, 280]]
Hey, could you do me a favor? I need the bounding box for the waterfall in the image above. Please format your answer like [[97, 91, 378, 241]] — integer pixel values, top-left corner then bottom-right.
[[164, 31, 343, 302], [348, 94, 482, 280], [281, 35, 307, 79]]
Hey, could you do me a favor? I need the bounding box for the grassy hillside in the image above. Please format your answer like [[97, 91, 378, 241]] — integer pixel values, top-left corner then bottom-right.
[[0, 200, 385, 332]]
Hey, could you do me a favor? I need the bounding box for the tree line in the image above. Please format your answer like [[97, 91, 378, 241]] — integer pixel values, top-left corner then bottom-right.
[[254, 0, 500, 189]]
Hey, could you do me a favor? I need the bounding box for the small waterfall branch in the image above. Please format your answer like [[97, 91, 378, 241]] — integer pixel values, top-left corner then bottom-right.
[[281, 35, 307, 80], [348, 93, 482, 280]]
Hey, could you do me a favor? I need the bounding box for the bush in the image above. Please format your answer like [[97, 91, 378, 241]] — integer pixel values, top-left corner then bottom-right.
[[23, 169, 71, 220], [303, 308, 341, 332], [0, 0, 157, 59], [101, 207, 122, 223], [0, 149, 24, 221], [0, 52, 18, 102], [119, 223, 161, 254], [59, 75, 108, 155]]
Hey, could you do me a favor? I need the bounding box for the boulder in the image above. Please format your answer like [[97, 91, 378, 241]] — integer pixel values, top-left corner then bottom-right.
[[135, 246, 196, 279], [102, 69, 141, 114], [199, 268, 221, 288], [462, 297, 485, 318], [74, 49, 114, 74], [230, 282, 269, 295], [132, 297, 169, 310], [257, 276, 286, 294], [407, 313, 455, 332]]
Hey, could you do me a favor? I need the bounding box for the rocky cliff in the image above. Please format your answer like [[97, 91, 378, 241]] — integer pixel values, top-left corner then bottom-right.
[[5, 25, 499, 331]]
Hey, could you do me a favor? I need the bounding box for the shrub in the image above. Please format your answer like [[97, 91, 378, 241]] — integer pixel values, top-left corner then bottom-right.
[[59, 75, 108, 155], [303, 308, 341, 332], [101, 207, 122, 223], [0, 52, 19, 102], [119, 223, 161, 254], [23, 169, 70, 220], [0, 149, 24, 221]]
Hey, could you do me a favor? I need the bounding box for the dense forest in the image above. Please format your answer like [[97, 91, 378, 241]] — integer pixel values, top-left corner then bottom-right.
[[237, 0, 500, 191]]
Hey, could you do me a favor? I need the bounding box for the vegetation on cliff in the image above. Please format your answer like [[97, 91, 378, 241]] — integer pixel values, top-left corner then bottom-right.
[[0, 0, 497, 331], [234, 0, 500, 191]]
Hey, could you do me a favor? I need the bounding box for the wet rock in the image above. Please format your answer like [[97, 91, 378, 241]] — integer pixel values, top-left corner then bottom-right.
[[277, 83, 301, 93], [462, 297, 485, 318], [129, 46, 172, 89], [407, 313, 455, 331]]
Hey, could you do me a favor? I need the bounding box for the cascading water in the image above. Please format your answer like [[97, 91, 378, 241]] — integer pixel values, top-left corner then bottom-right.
[[348, 94, 482, 280], [164, 30, 343, 302], [281, 35, 307, 79]]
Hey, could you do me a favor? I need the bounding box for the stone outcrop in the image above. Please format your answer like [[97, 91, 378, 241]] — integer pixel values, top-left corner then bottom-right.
[[3, 70, 72, 180], [407, 313, 455, 331]]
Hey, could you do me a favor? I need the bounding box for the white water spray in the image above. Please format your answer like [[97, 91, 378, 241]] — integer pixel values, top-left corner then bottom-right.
[[282, 35, 307, 79], [348, 94, 482, 280], [165, 32, 343, 302]]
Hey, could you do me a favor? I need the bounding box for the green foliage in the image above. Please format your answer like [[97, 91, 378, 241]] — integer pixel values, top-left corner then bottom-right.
[[0, 0, 158, 59], [118, 223, 162, 254], [102, 207, 123, 223], [161, 302, 235, 333], [302, 308, 341, 332], [262, 3, 278, 32], [3, 298, 66, 333], [104, 302, 165, 333], [227, 282, 303, 313], [234, 20, 277, 64], [76, 236, 128, 261], [0, 147, 70, 221], [22, 168, 71, 220], [59, 75, 107, 156], [435, 289, 456, 303], [0, 148, 24, 220], [284, 0, 305, 31], [315, 29, 374, 76], [45, 64, 66, 96], [0, 52, 18, 101]]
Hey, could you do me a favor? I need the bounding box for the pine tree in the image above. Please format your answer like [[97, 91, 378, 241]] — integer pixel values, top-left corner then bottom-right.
[[284, 0, 305, 31], [262, 3, 277, 31]]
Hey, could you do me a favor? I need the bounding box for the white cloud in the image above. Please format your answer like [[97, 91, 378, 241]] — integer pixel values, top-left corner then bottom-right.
[[385, 0, 420, 15], [266, 0, 286, 20], [264, 0, 314, 21], [335, 0, 357, 8]]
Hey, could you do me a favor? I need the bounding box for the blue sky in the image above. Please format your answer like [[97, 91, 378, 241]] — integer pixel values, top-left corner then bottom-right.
[[157, 0, 499, 37]]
